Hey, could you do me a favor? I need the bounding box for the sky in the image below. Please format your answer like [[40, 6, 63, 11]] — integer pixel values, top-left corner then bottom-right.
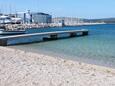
[[0, 0, 115, 18]]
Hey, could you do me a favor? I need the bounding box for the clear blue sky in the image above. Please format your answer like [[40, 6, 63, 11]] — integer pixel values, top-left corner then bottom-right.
[[0, 0, 115, 18]]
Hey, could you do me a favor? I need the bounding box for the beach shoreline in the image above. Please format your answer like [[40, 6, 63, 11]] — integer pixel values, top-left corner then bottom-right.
[[0, 46, 115, 86]]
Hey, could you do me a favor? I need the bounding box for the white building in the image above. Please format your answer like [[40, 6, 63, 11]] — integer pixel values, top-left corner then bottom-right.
[[52, 17, 84, 26], [16, 11, 31, 24]]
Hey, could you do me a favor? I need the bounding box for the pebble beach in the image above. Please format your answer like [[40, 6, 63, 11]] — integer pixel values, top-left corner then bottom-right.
[[0, 46, 115, 86]]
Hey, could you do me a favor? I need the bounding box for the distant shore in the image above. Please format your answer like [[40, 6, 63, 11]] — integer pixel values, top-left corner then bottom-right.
[[0, 46, 115, 86]]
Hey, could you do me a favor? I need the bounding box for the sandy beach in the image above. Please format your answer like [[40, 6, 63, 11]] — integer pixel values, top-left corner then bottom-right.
[[0, 46, 115, 86]]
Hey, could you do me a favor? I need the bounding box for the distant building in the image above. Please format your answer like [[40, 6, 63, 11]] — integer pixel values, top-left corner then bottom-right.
[[16, 11, 31, 24], [16, 12, 25, 23], [16, 11, 52, 24], [31, 12, 52, 24], [52, 17, 84, 26]]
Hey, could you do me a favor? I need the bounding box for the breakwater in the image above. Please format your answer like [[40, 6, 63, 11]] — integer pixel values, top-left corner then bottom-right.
[[0, 23, 105, 31]]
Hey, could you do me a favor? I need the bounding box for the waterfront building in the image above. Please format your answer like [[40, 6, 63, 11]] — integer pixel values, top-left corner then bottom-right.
[[31, 12, 52, 24], [16, 11, 31, 24], [16, 11, 52, 24], [52, 17, 84, 26], [16, 12, 26, 23]]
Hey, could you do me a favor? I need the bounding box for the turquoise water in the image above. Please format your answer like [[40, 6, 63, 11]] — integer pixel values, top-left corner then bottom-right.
[[10, 24, 115, 68]]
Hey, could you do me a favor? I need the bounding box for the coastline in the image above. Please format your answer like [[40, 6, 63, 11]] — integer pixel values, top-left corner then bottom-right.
[[0, 46, 115, 86]]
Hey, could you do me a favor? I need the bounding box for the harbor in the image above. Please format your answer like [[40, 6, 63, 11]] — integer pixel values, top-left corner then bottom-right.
[[0, 0, 115, 86], [10, 24, 115, 68], [0, 29, 88, 46], [0, 24, 115, 86]]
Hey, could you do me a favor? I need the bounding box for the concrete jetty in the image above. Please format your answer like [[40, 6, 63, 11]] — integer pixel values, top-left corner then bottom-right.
[[0, 29, 88, 46]]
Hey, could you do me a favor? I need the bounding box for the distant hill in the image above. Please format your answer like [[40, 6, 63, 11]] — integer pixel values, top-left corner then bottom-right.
[[53, 17, 115, 24], [84, 18, 115, 23]]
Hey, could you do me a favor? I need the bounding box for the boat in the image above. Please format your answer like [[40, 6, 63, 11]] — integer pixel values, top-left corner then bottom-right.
[[0, 30, 26, 35]]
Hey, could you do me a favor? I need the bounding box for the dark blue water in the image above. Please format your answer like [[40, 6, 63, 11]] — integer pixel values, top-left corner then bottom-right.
[[10, 24, 115, 68]]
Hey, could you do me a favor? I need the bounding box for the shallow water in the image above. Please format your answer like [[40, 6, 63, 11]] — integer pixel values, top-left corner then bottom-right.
[[10, 24, 115, 68]]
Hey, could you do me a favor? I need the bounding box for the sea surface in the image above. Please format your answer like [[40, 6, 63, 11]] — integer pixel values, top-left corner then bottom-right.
[[10, 24, 115, 68]]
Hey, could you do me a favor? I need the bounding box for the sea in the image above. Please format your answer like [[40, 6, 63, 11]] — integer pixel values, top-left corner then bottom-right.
[[9, 24, 115, 68]]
